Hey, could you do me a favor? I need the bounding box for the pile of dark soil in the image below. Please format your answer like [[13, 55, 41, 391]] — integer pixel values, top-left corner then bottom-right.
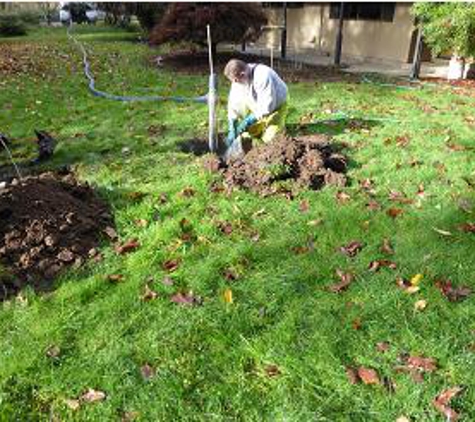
[[212, 134, 348, 196], [0, 171, 113, 299], [155, 51, 359, 83]]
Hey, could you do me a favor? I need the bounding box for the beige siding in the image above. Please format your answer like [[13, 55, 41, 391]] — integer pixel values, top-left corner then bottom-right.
[[258, 3, 415, 64]]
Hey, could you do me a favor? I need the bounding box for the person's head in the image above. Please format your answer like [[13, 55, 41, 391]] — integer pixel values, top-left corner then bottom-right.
[[224, 59, 250, 84]]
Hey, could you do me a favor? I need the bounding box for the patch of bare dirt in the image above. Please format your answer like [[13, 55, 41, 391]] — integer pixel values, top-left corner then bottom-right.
[[153, 51, 359, 83], [206, 134, 348, 196], [0, 171, 113, 300]]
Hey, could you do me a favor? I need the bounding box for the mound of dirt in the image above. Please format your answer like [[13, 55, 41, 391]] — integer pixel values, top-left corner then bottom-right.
[[214, 134, 348, 196], [0, 171, 113, 299]]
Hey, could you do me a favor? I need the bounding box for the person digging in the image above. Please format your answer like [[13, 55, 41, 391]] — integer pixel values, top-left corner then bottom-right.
[[223, 59, 288, 161]]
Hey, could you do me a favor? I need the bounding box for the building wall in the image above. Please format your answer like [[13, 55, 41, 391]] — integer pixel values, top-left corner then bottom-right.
[[259, 3, 416, 64]]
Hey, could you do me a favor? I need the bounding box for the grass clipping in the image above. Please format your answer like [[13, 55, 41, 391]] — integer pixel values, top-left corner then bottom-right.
[[211, 134, 348, 196]]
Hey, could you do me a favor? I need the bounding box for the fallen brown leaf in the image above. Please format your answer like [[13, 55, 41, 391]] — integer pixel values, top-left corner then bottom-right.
[[446, 141, 469, 152], [264, 364, 281, 377], [380, 238, 394, 255], [80, 388, 106, 403], [340, 240, 363, 258], [396, 276, 420, 293], [162, 275, 174, 286], [121, 411, 140, 422], [223, 268, 239, 281], [127, 191, 147, 201], [406, 356, 437, 372], [46, 345, 61, 358], [368, 259, 397, 272], [170, 291, 200, 306], [360, 178, 375, 192], [409, 158, 423, 167], [414, 299, 428, 311], [435, 279, 472, 302], [299, 199, 310, 213], [395, 135, 410, 148], [107, 274, 124, 283], [367, 200, 382, 211], [416, 183, 425, 198], [292, 239, 315, 255], [346, 366, 359, 384], [141, 284, 158, 301], [217, 221, 233, 235], [209, 180, 225, 193], [376, 342, 390, 353], [357, 367, 380, 385], [389, 190, 413, 204], [65, 399, 81, 410], [387, 208, 404, 218], [327, 270, 354, 293], [336, 191, 351, 204], [352, 317, 362, 330], [134, 219, 148, 228], [104, 226, 118, 240], [115, 239, 140, 255], [459, 222, 475, 233], [140, 363, 156, 380], [162, 258, 181, 273], [433, 386, 463, 421], [180, 187, 195, 197]]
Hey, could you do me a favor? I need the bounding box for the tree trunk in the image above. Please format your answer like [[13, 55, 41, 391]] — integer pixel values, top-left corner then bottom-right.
[[334, 3, 345, 66], [410, 26, 423, 80]]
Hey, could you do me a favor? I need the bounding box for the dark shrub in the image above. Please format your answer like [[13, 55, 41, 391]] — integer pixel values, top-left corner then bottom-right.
[[0, 14, 27, 37]]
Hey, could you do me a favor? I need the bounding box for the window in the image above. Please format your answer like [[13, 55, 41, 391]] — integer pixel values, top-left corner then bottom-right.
[[329, 3, 395, 22]]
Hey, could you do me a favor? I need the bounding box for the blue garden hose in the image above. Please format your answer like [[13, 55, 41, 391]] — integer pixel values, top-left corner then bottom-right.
[[67, 23, 208, 104]]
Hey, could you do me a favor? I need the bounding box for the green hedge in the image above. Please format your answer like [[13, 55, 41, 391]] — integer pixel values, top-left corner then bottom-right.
[[0, 14, 28, 37]]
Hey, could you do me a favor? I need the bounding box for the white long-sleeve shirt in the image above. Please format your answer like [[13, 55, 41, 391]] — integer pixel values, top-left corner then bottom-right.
[[228, 64, 288, 121]]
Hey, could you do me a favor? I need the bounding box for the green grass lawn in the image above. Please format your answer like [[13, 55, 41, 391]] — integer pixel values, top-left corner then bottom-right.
[[0, 25, 474, 421]]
